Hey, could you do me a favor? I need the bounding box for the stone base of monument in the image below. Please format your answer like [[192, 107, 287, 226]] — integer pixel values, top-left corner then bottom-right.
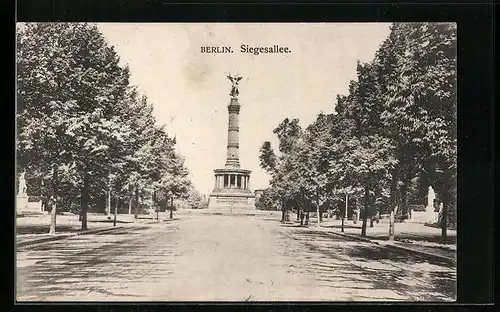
[[16, 196, 45, 216], [408, 207, 439, 224], [207, 190, 256, 215]]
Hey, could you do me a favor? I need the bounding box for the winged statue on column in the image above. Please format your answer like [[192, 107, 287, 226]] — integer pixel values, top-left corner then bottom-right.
[[227, 74, 243, 98]]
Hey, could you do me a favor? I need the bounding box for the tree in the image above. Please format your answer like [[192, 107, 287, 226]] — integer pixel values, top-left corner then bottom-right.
[[380, 23, 457, 242], [259, 141, 277, 174], [298, 113, 336, 226], [259, 118, 304, 222]]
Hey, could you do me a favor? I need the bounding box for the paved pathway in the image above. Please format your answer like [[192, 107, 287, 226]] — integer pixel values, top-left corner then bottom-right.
[[16, 213, 456, 301]]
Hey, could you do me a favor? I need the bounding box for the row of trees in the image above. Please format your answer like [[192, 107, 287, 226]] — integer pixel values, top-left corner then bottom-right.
[[259, 23, 456, 242], [16, 23, 195, 232]]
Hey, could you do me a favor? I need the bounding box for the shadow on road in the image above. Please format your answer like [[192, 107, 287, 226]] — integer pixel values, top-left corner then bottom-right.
[[16, 225, 76, 235], [88, 220, 134, 224], [322, 224, 363, 229], [17, 226, 175, 300], [322, 224, 457, 245], [286, 226, 456, 301]]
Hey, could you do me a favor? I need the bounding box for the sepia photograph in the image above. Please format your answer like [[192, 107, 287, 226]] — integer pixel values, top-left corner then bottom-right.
[[16, 22, 457, 302]]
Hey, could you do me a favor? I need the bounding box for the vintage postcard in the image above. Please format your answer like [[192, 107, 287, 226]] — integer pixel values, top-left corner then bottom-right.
[[16, 22, 457, 302]]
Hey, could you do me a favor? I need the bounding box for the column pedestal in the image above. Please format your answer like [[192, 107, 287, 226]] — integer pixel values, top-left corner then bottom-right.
[[208, 168, 255, 213]]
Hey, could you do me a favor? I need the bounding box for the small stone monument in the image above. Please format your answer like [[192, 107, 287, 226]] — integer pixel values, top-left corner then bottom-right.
[[16, 172, 29, 214], [16, 171, 43, 215], [408, 186, 439, 224]]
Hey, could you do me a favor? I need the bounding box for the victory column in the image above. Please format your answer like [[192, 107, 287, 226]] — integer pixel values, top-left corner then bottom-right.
[[207, 74, 256, 212]]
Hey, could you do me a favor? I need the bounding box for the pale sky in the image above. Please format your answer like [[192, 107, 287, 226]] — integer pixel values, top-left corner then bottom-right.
[[97, 23, 392, 196]]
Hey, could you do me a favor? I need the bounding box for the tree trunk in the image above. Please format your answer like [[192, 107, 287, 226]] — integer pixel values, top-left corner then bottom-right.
[[81, 171, 90, 231], [361, 186, 369, 237], [389, 208, 395, 241], [370, 218, 374, 227], [388, 172, 398, 241], [342, 193, 348, 232], [441, 193, 448, 244], [113, 197, 118, 226], [106, 175, 112, 220], [134, 189, 139, 219], [169, 196, 174, 219], [106, 192, 111, 219], [361, 214, 368, 237], [128, 195, 132, 215], [401, 183, 408, 220], [281, 201, 285, 222], [49, 202, 57, 234], [296, 209, 300, 221], [49, 165, 58, 234], [81, 206, 88, 230], [316, 191, 321, 227], [352, 198, 358, 224]]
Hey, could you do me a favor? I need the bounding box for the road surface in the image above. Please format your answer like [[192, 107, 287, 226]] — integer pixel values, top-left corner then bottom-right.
[[16, 213, 456, 301]]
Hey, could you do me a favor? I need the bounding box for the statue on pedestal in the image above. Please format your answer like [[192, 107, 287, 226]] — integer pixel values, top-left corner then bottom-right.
[[425, 186, 439, 223], [426, 186, 435, 213], [18, 171, 27, 196], [227, 74, 243, 98], [16, 171, 29, 214]]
